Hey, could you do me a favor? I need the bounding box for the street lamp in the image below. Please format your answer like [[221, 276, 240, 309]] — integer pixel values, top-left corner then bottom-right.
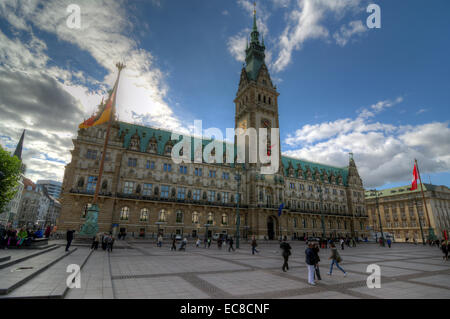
[[411, 194, 426, 245], [204, 223, 211, 239], [234, 164, 246, 249], [369, 189, 385, 246], [317, 187, 326, 239]]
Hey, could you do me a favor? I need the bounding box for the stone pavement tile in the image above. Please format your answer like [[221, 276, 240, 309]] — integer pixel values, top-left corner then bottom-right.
[[198, 270, 307, 296], [282, 267, 365, 286], [378, 261, 449, 272], [113, 276, 210, 299], [409, 275, 450, 289], [110, 255, 249, 277], [281, 291, 360, 299], [356, 254, 404, 260], [412, 258, 450, 266], [350, 281, 450, 299], [233, 258, 304, 269], [338, 264, 420, 277], [339, 256, 380, 263]]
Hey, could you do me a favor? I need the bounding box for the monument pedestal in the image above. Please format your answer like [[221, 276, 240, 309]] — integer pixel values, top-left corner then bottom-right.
[[79, 204, 99, 237]]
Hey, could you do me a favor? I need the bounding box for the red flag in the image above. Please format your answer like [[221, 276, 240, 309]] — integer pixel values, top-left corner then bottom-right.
[[410, 163, 418, 191]]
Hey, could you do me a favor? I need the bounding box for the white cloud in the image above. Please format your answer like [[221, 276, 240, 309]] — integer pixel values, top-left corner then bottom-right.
[[284, 97, 450, 188], [333, 20, 367, 47]]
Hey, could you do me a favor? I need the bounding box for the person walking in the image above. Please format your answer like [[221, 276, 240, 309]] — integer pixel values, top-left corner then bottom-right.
[[157, 235, 163, 248], [280, 238, 292, 272], [387, 238, 392, 248], [441, 240, 448, 261], [312, 243, 321, 281], [196, 238, 201, 248], [66, 229, 75, 252], [305, 242, 316, 285], [228, 237, 235, 252], [207, 237, 211, 248], [251, 236, 259, 255], [327, 243, 347, 276], [171, 237, 177, 251], [340, 238, 345, 250], [106, 234, 114, 252]]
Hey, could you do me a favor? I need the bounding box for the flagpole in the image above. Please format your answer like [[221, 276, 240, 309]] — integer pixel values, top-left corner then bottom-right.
[[93, 62, 125, 204], [415, 159, 435, 241]]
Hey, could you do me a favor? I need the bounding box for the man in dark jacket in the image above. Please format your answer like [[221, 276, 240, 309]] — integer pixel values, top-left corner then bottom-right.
[[280, 239, 292, 272], [305, 243, 316, 285], [312, 243, 321, 280], [66, 230, 75, 251], [228, 237, 235, 252]]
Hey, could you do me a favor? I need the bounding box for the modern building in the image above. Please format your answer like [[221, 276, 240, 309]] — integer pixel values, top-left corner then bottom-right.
[[0, 130, 26, 227], [37, 180, 62, 199], [57, 13, 369, 239], [365, 184, 450, 242]]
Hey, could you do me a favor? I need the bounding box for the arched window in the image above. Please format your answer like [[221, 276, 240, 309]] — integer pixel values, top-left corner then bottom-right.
[[158, 209, 167, 222], [268, 97, 271, 105], [176, 210, 183, 223], [263, 96, 266, 103], [140, 208, 149, 221], [207, 212, 214, 224], [120, 207, 129, 220], [192, 211, 199, 224], [221, 213, 228, 225]]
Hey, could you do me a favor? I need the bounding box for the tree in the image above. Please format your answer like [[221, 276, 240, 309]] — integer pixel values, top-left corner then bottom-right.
[[0, 145, 22, 213]]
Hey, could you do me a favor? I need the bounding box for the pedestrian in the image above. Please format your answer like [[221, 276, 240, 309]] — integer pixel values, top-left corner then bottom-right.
[[251, 236, 259, 255], [312, 243, 321, 281], [90, 235, 97, 250], [340, 238, 344, 250], [280, 238, 292, 272], [106, 234, 114, 252], [228, 237, 235, 252], [66, 229, 75, 251], [44, 225, 51, 238], [196, 238, 201, 248], [305, 242, 316, 285], [387, 238, 392, 248], [171, 237, 177, 251], [157, 234, 163, 248], [441, 240, 448, 261], [328, 243, 347, 276], [218, 238, 222, 249], [101, 233, 107, 250], [204, 237, 207, 248], [179, 238, 187, 251]]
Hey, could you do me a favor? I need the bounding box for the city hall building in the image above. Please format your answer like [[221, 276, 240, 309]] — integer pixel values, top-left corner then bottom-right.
[[58, 16, 368, 240]]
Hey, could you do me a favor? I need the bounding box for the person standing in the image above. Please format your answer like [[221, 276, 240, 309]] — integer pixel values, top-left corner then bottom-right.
[[280, 238, 292, 272], [66, 229, 75, 252], [228, 237, 235, 252], [387, 238, 392, 248], [251, 236, 259, 255], [207, 237, 211, 248], [196, 238, 201, 248], [106, 233, 114, 252], [157, 234, 163, 248], [340, 238, 344, 250], [305, 243, 316, 285], [327, 243, 347, 276], [312, 243, 321, 281]]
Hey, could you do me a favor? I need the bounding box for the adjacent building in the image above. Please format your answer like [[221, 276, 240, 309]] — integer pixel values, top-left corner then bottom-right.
[[37, 180, 62, 199], [17, 178, 51, 228], [57, 13, 369, 239], [365, 184, 450, 242]]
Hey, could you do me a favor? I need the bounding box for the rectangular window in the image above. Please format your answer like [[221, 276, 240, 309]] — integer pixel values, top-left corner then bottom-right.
[[87, 176, 97, 192], [300, 184, 305, 190], [308, 185, 313, 192], [195, 168, 202, 176], [128, 158, 137, 167], [209, 170, 216, 178], [146, 160, 155, 169], [290, 183, 295, 189], [179, 166, 187, 174], [208, 190, 216, 202], [222, 172, 229, 180], [86, 149, 97, 160], [143, 183, 152, 196], [123, 181, 134, 194], [160, 185, 169, 198], [163, 163, 172, 172], [333, 189, 337, 195], [222, 192, 229, 203], [177, 187, 186, 200], [193, 189, 201, 201]]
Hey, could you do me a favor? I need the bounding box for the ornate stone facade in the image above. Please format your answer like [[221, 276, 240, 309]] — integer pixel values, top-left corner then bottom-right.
[[365, 184, 450, 242], [57, 14, 369, 240]]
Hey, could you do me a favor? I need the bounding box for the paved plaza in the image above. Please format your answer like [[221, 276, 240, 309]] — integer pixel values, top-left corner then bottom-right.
[[0, 240, 449, 299]]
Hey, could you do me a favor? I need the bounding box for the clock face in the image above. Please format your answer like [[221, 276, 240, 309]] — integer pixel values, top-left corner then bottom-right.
[[261, 119, 271, 128]]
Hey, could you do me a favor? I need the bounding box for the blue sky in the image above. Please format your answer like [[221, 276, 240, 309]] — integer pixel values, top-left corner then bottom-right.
[[0, 0, 449, 189]]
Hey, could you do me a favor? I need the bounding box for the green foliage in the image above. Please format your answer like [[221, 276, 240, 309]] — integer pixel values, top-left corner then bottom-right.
[[0, 145, 22, 213]]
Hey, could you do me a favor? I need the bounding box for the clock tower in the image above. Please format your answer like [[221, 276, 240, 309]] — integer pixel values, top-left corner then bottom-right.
[[234, 8, 283, 206]]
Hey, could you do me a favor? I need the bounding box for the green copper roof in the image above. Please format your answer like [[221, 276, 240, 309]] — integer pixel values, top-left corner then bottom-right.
[[117, 122, 349, 184], [364, 183, 438, 199], [245, 9, 265, 81]]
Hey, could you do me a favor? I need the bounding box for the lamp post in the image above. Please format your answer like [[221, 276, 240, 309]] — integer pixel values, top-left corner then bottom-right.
[[234, 164, 247, 249], [369, 190, 385, 245], [318, 187, 326, 239], [411, 195, 426, 245]]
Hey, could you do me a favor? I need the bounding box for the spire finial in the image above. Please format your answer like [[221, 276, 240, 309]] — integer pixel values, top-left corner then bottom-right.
[[252, 1, 257, 31], [13, 130, 25, 161]]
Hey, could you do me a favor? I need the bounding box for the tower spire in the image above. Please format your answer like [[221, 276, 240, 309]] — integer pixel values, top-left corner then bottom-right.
[[13, 130, 25, 161], [253, 1, 257, 32]]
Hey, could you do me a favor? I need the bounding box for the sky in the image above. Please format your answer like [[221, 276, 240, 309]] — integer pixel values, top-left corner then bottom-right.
[[0, 0, 449, 190]]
